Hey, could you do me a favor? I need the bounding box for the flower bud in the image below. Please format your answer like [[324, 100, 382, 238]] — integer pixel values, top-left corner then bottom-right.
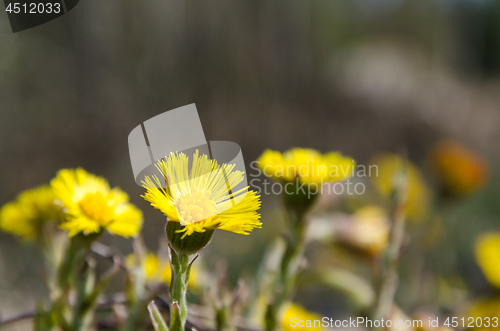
[[166, 220, 214, 255]]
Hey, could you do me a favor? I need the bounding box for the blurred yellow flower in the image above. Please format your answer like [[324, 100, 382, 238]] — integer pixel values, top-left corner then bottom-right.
[[126, 252, 199, 289], [142, 150, 261, 239], [466, 298, 500, 330], [51, 168, 143, 237], [350, 205, 389, 255], [258, 148, 355, 185], [0, 185, 63, 240], [126, 252, 171, 284], [431, 141, 489, 196], [371, 153, 432, 222], [475, 233, 500, 288], [282, 303, 323, 331]]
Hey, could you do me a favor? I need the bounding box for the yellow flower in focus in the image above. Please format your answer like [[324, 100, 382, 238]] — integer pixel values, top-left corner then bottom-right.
[[431, 141, 489, 196], [126, 252, 200, 290], [371, 154, 432, 222], [281, 303, 323, 331], [466, 299, 500, 331], [51, 168, 143, 237], [258, 148, 356, 184], [0, 185, 63, 240], [475, 233, 500, 288], [142, 150, 261, 239]]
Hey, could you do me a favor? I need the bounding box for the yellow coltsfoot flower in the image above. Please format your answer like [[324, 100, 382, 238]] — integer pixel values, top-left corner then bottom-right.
[[51, 168, 143, 238], [142, 150, 261, 255], [281, 303, 323, 331], [0, 185, 63, 241], [258, 148, 355, 185], [475, 233, 500, 288]]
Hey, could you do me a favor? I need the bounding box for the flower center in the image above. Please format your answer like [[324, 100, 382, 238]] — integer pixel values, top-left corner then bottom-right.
[[176, 190, 217, 225], [79, 192, 114, 225]]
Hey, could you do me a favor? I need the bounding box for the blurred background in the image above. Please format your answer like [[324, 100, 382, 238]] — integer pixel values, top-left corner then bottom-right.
[[1, 0, 500, 328]]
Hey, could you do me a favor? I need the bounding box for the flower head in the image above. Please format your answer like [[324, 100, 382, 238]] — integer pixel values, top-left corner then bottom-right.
[[258, 148, 355, 185], [371, 153, 432, 222], [431, 141, 489, 197], [127, 252, 171, 284], [348, 206, 389, 256], [51, 168, 143, 237], [0, 185, 63, 241], [142, 150, 261, 253], [475, 233, 500, 288], [281, 303, 323, 331]]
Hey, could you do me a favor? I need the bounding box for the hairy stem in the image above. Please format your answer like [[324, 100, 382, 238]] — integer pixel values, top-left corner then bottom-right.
[[169, 250, 191, 331]]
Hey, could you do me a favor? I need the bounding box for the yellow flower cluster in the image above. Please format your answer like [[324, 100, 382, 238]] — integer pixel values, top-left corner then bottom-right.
[[51, 168, 143, 237], [142, 150, 261, 238], [258, 148, 356, 184], [1, 169, 143, 240], [0, 185, 63, 240]]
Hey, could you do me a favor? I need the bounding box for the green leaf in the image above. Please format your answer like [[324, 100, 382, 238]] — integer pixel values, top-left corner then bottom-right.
[[147, 301, 169, 331], [186, 255, 198, 285], [169, 302, 183, 331], [316, 268, 375, 309], [169, 244, 179, 270]]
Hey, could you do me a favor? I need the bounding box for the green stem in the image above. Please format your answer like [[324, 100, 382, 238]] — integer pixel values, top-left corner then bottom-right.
[[374, 203, 406, 322], [215, 305, 232, 331], [51, 233, 101, 331], [266, 203, 309, 331], [373, 161, 409, 328], [57, 233, 99, 289], [169, 251, 191, 331]]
